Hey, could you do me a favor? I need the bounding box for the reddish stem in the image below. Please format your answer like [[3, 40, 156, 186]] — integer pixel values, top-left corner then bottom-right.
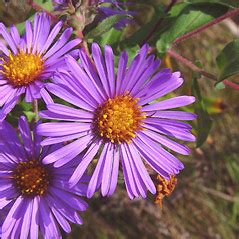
[[174, 8, 239, 44], [223, 80, 239, 90], [167, 49, 239, 90], [141, 0, 177, 46]]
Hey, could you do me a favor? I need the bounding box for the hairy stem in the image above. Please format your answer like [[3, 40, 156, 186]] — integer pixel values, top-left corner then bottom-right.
[[167, 49, 239, 90], [174, 8, 239, 45], [32, 99, 39, 122]]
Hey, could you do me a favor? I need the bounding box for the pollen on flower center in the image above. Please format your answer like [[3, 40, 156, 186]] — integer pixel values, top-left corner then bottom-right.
[[0, 51, 44, 87], [95, 93, 145, 143], [13, 160, 50, 196]]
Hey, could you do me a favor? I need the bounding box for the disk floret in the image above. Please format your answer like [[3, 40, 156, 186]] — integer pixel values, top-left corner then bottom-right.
[[13, 160, 50, 196], [95, 93, 145, 143], [1, 51, 44, 87]]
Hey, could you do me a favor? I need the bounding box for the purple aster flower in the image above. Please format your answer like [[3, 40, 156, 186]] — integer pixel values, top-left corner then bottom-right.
[[37, 43, 196, 199], [0, 12, 80, 122], [0, 116, 88, 238]]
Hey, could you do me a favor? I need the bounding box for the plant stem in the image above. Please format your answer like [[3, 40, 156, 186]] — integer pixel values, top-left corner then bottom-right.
[[167, 49, 239, 90], [141, 0, 177, 46], [32, 99, 39, 122], [174, 8, 239, 45], [223, 80, 239, 90]]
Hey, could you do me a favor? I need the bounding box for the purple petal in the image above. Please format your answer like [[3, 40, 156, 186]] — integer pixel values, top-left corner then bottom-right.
[[39, 197, 61, 238], [50, 205, 71, 233], [149, 110, 197, 120], [44, 27, 74, 59], [127, 143, 156, 194], [69, 141, 101, 186], [64, 55, 103, 105], [138, 72, 184, 106], [18, 116, 34, 158], [92, 43, 111, 97], [47, 103, 93, 121], [20, 198, 33, 239], [101, 143, 114, 196], [104, 45, 115, 97], [115, 51, 128, 95], [37, 122, 91, 137], [0, 23, 17, 53], [41, 131, 88, 146], [46, 80, 95, 111], [87, 143, 109, 198], [108, 146, 120, 196], [40, 88, 54, 105], [42, 135, 92, 165], [130, 57, 161, 97], [30, 196, 39, 239], [143, 122, 195, 142], [142, 130, 190, 155], [39, 21, 63, 55], [121, 144, 139, 198], [50, 187, 88, 211], [25, 20, 33, 52], [142, 96, 195, 111], [45, 39, 80, 62]]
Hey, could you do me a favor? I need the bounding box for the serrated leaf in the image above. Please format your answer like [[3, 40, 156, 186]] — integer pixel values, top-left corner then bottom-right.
[[216, 39, 239, 83], [156, 3, 228, 53], [192, 78, 213, 147], [86, 14, 131, 39]]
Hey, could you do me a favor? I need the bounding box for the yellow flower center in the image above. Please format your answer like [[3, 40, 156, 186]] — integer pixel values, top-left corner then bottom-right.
[[0, 51, 44, 87], [13, 160, 50, 196], [95, 94, 145, 144]]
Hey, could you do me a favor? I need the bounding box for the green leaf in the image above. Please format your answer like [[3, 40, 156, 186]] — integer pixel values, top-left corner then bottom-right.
[[33, 0, 53, 11], [215, 82, 225, 90], [216, 39, 239, 83], [187, 0, 239, 8], [192, 78, 213, 147], [95, 28, 122, 47], [15, 22, 26, 35], [23, 111, 36, 123], [86, 15, 131, 39], [156, 3, 229, 53]]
